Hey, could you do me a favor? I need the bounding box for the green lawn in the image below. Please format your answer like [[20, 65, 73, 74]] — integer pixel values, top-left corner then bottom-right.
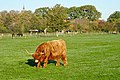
[[0, 33, 120, 80]]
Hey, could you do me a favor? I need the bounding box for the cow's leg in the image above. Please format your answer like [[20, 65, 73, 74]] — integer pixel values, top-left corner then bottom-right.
[[43, 57, 48, 68], [61, 53, 68, 66], [37, 62, 41, 68], [56, 56, 60, 66]]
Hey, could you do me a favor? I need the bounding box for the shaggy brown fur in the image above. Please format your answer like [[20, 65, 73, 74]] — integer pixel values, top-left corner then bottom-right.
[[32, 39, 68, 68]]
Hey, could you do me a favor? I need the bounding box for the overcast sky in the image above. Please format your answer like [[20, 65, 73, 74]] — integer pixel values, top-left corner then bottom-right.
[[0, 0, 120, 20]]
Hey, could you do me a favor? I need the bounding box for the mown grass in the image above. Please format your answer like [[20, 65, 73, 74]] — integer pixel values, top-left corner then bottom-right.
[[0, 33, 120, 80]]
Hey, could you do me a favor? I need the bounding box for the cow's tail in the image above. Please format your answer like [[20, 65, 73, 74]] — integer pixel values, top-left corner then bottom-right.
[[25, 49, 33, 56]]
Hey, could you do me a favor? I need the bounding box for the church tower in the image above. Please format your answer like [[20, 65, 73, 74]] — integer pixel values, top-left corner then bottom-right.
[[21, 5, 25, 12], [23, 5, 25, 10]]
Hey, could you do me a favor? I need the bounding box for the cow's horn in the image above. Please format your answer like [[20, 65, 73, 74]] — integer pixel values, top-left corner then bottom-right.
[[41, 52, 44, 54], [25, 49, 33, 55]]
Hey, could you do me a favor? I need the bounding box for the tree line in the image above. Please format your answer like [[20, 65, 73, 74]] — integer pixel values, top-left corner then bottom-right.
[[0, 4, 120, 34]]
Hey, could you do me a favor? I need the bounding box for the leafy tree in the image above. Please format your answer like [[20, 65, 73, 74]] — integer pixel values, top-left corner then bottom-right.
[[0, 11, 10, 31], [34, 7, 49, 18], [35, 7, 56, 31], [67, 6, 82, 19], [0, 11, 8, 32], [0, 23, 8, 32], [89, 21, 98, 32], [18, 10, 33, 33], [114, 19, 120, 32], [8, 10, 20, 33], [107, 11, 120, 22], [107, 11, 120, 32], [0, 4, 104, 33], [79, 5, 101, 21], [34, 7, 50, 31], [97, 20, 109, 32], [46, 4, 69, 32], [70, 18, 90, 32], [29, 14, 40, 30]]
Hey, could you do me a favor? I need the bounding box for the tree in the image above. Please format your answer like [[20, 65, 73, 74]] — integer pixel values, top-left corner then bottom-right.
[[79, 5, 101, 21], [0, 11, 10, 31], [0, 4, 103, 33], [46, 4, 69, 32], [34, 7, 50, 31], [70, 18, 90, 33], [107, 11, 120, 32], [34, 7, 49, 18], [0, 23, 8, 33], [67, 6, 82, 19], [114, 19, 120, 32], [89, 20, 98, 32], [107, 11, 120, 22], [18, 10, 33, 33], [97, 20, 109, 32], [0, 11, 8, 32], [29, 14, 40, 30], [8, 10, 20, 34]]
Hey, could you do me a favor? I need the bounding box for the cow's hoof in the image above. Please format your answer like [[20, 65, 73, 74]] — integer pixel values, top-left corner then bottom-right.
[[64, 63, 68, 66], [56, 64, 60, 66], [37, 67, 40, 68], [43, 66, 47, 68]]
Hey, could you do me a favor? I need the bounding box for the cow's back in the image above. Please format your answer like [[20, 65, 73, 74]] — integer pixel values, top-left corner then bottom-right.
[[48, 39, 66, 56]]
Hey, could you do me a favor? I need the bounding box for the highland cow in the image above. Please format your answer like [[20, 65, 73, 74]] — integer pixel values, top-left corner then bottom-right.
[[32, 39, 68, 68]]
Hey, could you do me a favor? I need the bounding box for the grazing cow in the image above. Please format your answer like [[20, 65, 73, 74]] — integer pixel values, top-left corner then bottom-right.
[[32, 39, 68, 68]]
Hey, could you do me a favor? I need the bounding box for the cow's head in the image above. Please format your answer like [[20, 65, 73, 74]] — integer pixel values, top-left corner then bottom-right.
[[32, 42, 49, 63], [32, 52, 46, 63], [32, 53, 39, 63]]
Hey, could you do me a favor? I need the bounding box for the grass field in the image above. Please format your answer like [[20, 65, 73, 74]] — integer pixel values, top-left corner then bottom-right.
[[0, 33, 120, 80]]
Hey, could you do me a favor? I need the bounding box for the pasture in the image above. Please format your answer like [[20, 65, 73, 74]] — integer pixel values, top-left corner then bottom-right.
[[0, 33, 120, 80]]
